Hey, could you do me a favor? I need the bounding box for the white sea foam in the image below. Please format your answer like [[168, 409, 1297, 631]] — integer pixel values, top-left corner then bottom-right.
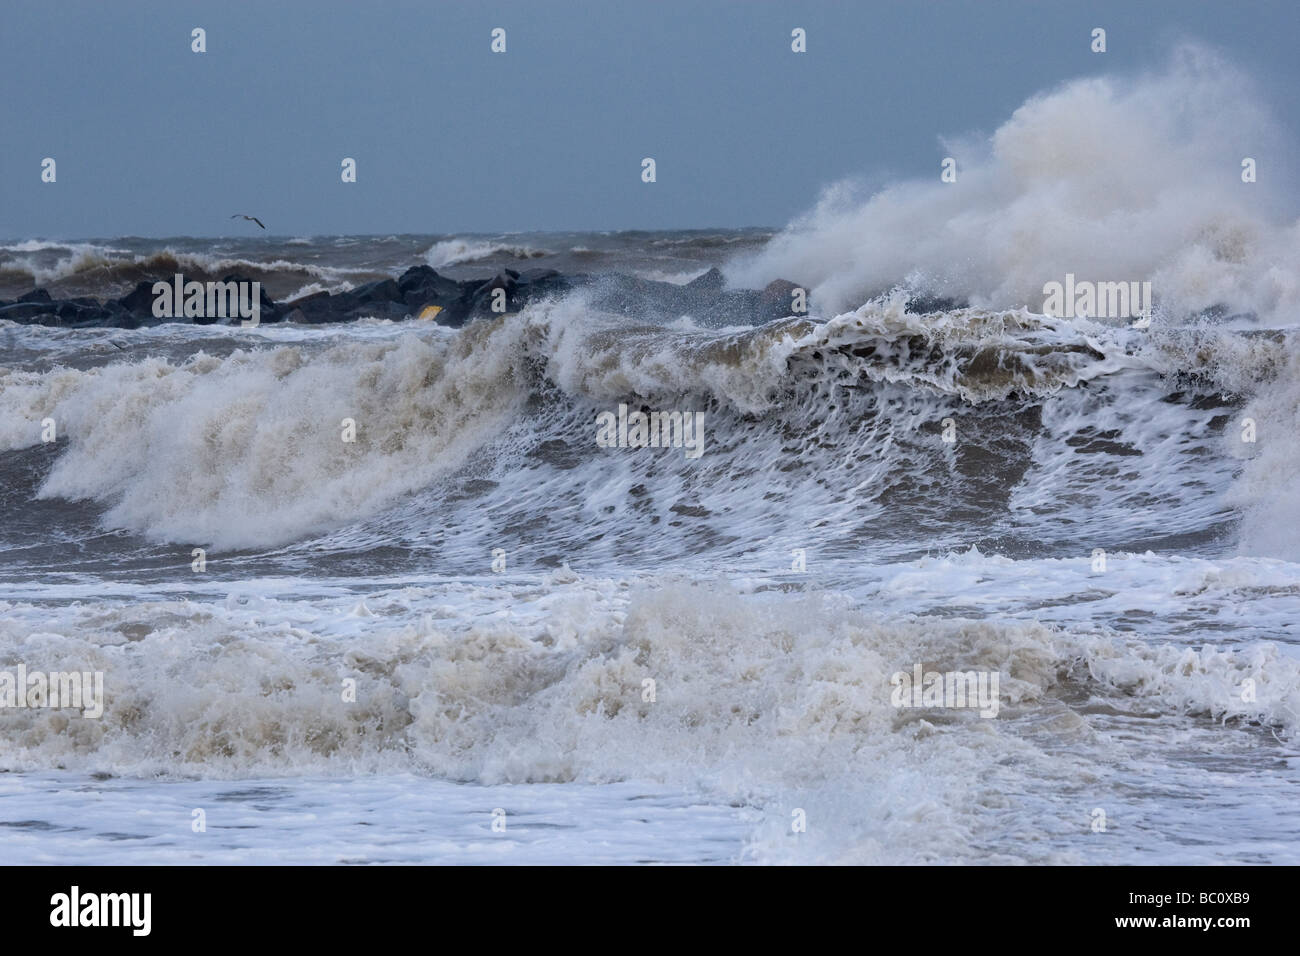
[[3, 296, 1300, 860], [424, 239, 551, 268], [728, 45, 1300, 324], [0, 295, 1292, 561], [5, 44, 1300, 862], [1224, 347, 1300, 560], [0, 323, 530, 549], [0, 567, 1297, 863]]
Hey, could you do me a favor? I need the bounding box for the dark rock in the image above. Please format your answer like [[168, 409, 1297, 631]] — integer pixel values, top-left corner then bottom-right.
[[434, 308, 470, 328], [396, 265, 464, 309], [349, 278, 404, 306], [118, 280, 159, 316], [283, 290, 352, 324], [287, 295, 353, 325], [395, 265, 437, 294], [905, 294, 967, 314], [111, 274, 284, 325], [55, 301, 91, 320], [482, 270, 519, 291], [759, 279, 804, 321], [217, 273, 281, 324], [466, 270, 521, 315], [585, 271, 762, 324], [515, 269, 575, 301], [0, 302, 57, 321], [284, 290, 333, 310], [352, 301, 410, 321], [685, 266, 725, 293], [761, 278, 800, 304], [0, 266, 808, 331]]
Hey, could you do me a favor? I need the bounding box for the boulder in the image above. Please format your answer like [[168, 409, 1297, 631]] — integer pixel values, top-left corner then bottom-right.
[[0, 302, 56, 321], [118, 280, 158, 316], [348, 278, 404, 306], [685, 266, 726, 293], [396, 265, 464, 308], [0, 266, 805, 330], [759, 279, 803, 321], [282, 290, 350, 324]]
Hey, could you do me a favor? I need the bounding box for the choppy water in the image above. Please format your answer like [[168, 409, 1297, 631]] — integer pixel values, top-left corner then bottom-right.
[[4, 49, 1300, 864]]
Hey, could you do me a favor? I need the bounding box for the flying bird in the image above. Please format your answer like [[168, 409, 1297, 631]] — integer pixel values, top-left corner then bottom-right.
[[230, 214, 266, 230]]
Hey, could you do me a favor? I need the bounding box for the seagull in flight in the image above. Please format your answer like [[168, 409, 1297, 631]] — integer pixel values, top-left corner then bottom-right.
[[230, 214, 266, 230]]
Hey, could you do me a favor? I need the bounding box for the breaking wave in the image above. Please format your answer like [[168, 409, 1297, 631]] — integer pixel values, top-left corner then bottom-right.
[[424, 239, 552, 268], [0, 293, 1294, 560], [728, 45, 1300, 325]]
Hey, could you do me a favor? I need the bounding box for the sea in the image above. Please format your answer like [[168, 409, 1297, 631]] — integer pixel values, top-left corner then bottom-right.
[[3, 63, 1300, 864]]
